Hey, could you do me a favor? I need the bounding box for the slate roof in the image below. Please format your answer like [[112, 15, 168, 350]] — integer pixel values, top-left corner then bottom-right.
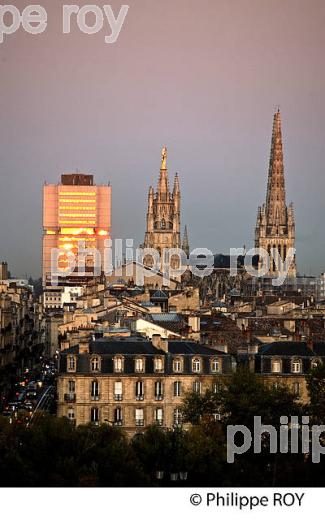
[[259, 341, 325, 357], [61, 337, 228, 357]]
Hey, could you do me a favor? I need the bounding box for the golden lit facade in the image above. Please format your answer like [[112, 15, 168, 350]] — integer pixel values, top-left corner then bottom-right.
[[43, 174, 111, 286]]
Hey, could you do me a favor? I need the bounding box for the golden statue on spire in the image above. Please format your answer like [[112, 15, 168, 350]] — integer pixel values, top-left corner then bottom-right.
[[161, 146, 167, 170]]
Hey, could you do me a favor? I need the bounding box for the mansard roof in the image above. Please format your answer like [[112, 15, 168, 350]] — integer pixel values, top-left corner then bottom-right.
[[259, 341, 325, 357]]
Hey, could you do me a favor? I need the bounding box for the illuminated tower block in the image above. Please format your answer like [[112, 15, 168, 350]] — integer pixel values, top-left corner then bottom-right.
[[42, 173, 111, 286]]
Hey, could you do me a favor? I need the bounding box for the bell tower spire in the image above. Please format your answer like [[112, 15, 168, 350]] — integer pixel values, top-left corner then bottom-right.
[[255, 109, 296, 277], [265, 108, 287, 229]]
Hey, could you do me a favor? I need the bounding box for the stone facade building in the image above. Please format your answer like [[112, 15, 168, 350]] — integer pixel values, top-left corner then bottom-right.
[[57, 335, 234, 433], [255, 109, 296, 277]]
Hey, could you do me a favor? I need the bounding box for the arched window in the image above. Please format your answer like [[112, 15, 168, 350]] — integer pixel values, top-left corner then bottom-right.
[[211, 357, 221, 373], [192, 357, 201, 373], [114, 356, 124, 373], [272, 358, 282, 373], [311, 358, 320, 369], [135, 357, 145, 373], [67, 355, 76, 372], [154, 357, 164, 372], [91, 356, 100, 372], [173, 357, 183, 373], [292, 359, 302, 374]]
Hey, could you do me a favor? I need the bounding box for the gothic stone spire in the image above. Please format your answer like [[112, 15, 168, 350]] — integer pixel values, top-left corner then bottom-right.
[[265, 108, 287, 228]]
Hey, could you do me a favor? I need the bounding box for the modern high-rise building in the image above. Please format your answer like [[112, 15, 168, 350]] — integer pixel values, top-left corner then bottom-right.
[[255, 110, 296, 277], [42, 173, 111, 286]]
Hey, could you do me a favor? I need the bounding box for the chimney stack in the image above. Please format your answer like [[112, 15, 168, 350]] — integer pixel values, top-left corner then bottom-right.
[[79, 340, 89, 354]]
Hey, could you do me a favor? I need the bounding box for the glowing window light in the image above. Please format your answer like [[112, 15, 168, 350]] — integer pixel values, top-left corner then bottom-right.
[[59, 206, 96, 211], [59, 237, 96, 242], [60, 228, 95, 235], [59, 220, 96, 225], [59, 192, 96, 196], [46, 230, 56, 235], [59, 199, 96, 204], [59, 213, 96, 218], [97, 230, 109, 236]]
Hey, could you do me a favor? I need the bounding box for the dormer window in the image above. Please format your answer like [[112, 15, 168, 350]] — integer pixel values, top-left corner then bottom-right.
[[91, 356, 100, 372], [135, 357, 145, 373], [211, 357, 221, 373], [114, 356, 124, 373], [272, 358, 282, 374], [67, 355, 76, 372], [292, 359, 302, 374], [173, 357, 183, 373], [154, 357, 164, 372], [192, 357, 201, 373], [311, 358, 320, 369]]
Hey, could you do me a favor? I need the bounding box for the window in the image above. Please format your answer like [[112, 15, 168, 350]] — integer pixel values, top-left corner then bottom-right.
[[292, 360, 302, 374], [114, 407, 122, 425], [173, 358, 183, 373], [135, 381, 144, 400], [193, 381, 201, 394], [154, 357, 164, 372], [67, 408, 75, 421], [212, 381, 221, 394], [155, 408, 163, 426], [293, 382, 300, 396], [67, 355, 76, 372], [91, 380, 99, 399], [68, 380, 75, 393], [192, 358, 201, 373], [135, 408, 144, 427], [114, 381, 123, 401], [135, 357, 145, 373], [272, 359, 281, 373], [155, 381, 163, 400], [211, 358, 221, 373], [114, 356, 123, 373], [173, 381, 181, 397], [311, 359, 320, 369], [90, 407, 99, 423], [91, 357, 100, 372], [173, 408, 182, 426]]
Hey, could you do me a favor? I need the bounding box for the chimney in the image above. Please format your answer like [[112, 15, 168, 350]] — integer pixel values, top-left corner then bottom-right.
[[60, 339, 70, 351], [151, 334, 161, 349], [151, 334, 168, 352], [79, 340, 89, 354]]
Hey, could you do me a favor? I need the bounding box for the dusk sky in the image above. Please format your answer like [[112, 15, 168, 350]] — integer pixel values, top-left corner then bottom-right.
[[0, 0, 324, 278]]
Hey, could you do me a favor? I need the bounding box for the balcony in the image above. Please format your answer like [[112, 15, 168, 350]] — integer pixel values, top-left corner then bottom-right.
[[114, 394, 123, 401], [136, 395, 144, 401], [155, 395, 164, 401], [64, 393, 76, 403], [114, 420, 123, 426], [91, 395, 100, 401], [135, 419, 144, 427], [156, 419, 163, 426]]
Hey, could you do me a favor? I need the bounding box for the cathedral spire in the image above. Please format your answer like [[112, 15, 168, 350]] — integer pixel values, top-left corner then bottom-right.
[[265, 108, 287, 227], [182, 225, 189, 257], [173, 172, 180, 194], [255, 109, 296, 277], [158, 147, 169, 199]]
